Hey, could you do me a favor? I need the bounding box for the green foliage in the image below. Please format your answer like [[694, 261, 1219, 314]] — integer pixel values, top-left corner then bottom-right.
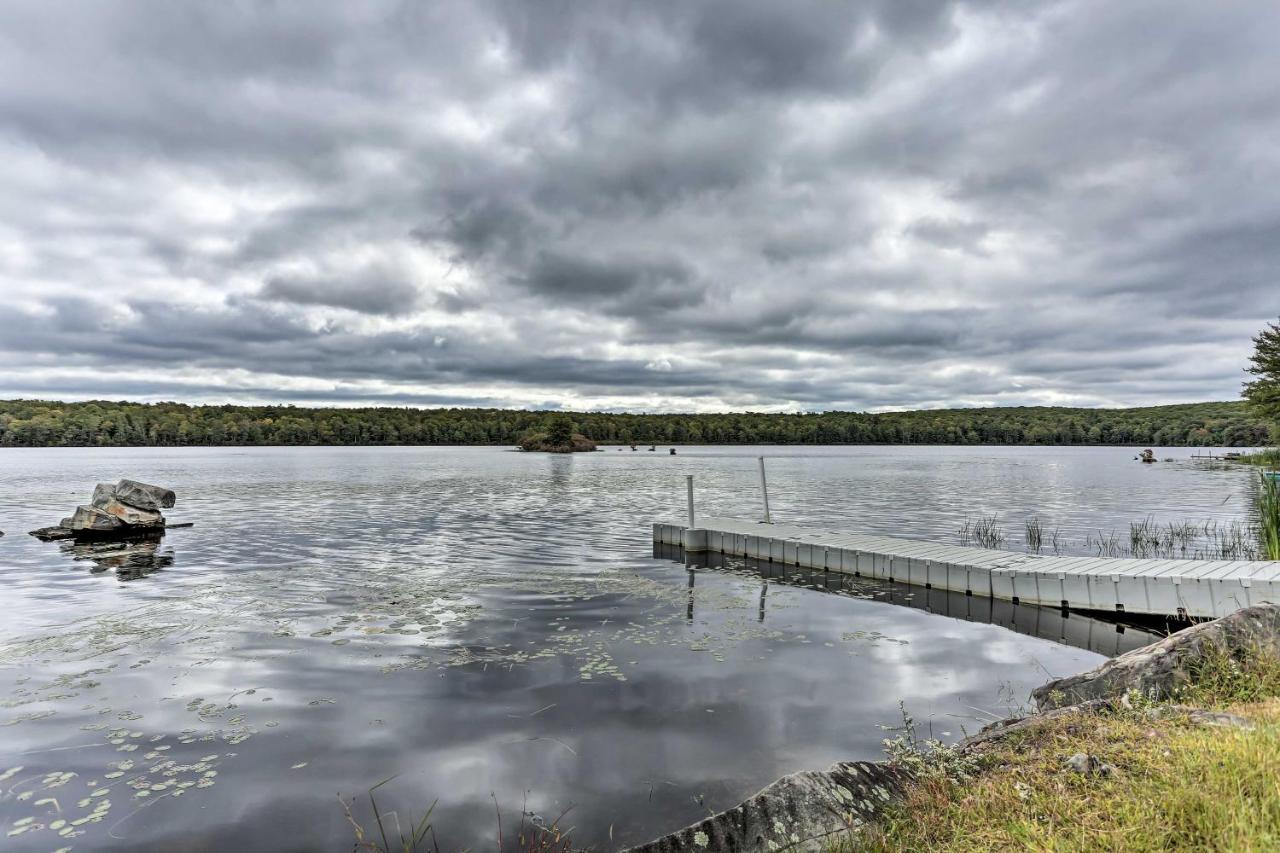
[[0, 399, 1270, 447], [546, 415, 573, 447], [1245, 318, 1280, 425]]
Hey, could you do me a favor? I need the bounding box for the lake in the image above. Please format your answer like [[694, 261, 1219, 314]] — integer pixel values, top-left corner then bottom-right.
[[0, 445, 1260, 850]]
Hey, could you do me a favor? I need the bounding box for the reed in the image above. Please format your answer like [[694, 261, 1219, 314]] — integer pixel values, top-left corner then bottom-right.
[[1259, 471, 1280, 561], [1235, 447, 1280, 467], [959, 515, 1005, 550], [343, 782, 576, 853], [1023, 517, 1043, 554]]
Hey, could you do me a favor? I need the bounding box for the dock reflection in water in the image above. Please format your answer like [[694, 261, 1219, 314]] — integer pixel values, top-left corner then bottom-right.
[[655, 542, 1166, 658], [59, 533, 175, 581]]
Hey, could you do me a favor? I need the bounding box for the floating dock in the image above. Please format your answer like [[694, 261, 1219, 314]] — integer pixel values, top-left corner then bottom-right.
[[653, 516, 1280, 619]]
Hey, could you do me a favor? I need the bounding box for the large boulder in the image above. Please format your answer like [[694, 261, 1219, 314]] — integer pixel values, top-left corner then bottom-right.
[[67, 504, 124, 532], [113, 479, 176, 510], [30, 478, 178, 541], [96, 498, 165, 528], [1032, 603, 1280, 710]]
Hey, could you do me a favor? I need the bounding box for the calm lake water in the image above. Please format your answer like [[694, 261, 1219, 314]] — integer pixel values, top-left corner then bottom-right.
[[0, 445, 1260, 850]]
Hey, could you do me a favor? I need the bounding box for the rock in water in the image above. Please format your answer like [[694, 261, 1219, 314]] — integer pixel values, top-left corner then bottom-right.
[[30, 478, 179, 542], [113, 479, 177, 510], [96, 498, 165, 528], [68, 505, 124, 532], [29, 526, 76, 541], [91, 482, 117, 508]]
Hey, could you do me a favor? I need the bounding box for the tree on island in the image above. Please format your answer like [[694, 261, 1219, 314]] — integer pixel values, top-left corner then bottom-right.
[[547, 415, 574, 447], [518, 414, 597, 453], [1245, 318, 1280, 437]]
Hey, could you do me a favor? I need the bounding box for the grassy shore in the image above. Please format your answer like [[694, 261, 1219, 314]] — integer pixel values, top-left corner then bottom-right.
[[1236, 447, 1280, 467], [845, 646, 1280, 852]]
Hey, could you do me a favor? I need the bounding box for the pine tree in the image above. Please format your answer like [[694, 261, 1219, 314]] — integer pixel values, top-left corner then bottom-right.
[[1244, 318, 1280, 431]]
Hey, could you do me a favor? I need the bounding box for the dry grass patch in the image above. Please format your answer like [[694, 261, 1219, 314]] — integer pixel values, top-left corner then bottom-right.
[[849, 700, 1280, 852], [844, 645, 1280, 852]]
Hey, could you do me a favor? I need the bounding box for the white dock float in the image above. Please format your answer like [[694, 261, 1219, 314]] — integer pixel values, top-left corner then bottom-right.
[[653, 516, 1280, 620]]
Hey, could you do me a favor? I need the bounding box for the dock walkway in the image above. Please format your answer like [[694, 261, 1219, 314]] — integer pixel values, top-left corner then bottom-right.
[[653, 516, 1280, 619]]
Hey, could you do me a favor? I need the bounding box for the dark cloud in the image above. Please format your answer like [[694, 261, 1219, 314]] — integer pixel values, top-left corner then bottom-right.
[[1, 0, 1278, 411], [259, 271, 422, 316]]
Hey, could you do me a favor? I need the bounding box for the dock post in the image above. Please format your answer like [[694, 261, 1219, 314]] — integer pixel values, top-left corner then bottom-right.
[[758, 456, 771, 523], [686, 474, 695, 528]]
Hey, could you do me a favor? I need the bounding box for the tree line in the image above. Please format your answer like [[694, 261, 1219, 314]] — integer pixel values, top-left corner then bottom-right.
[[0, 399, 1272, 448]]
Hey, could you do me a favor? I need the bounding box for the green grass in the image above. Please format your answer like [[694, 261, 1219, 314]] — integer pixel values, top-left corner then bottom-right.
[[842, 643, 1280, 852]]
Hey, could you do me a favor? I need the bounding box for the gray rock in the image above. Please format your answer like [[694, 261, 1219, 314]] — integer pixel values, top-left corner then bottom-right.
[[96, 498, 164, 528], [1063, 753, 1113, 777], [1144, 705, 1256, 730], [67, 505, 124, 532], [29, 526, 76, 541], [1033, 603, 1280, 710], [622, 762, 912, 853], [91, 482, 117, 508], [113, 479, 176, 510]]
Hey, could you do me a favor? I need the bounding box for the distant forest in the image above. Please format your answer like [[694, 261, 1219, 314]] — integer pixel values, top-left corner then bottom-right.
[[0, 399, 1273, 448]]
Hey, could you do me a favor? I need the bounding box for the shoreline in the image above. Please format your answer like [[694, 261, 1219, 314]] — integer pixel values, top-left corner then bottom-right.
[[624, 604, 1280, 853]]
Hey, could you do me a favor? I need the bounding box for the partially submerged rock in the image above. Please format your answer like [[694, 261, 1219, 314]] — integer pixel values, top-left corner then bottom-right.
[[1033, 603, 1280, 710], [113, 479, 176, 510], [29, 478, 180, 541], [29, 526, 76, 542]]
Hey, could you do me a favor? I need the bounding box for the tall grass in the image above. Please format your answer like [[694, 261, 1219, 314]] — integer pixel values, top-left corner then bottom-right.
[[1259, 471, 1280, 561], [1236, 447, 1280, 467]]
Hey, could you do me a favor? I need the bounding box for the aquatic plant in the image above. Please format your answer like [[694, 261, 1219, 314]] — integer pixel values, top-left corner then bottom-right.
[[342, 784, 576, 853], [1086, 530, 1124, 558], [1049, 527, 1064, 555], [1023, 517, 1043, 554], [958, 516, 1005, 550], [342, 777, 437, 853]]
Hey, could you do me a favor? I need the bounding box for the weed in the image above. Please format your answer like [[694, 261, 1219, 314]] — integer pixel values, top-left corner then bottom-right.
[[1175, 640, 1280, 707], [879, 702, 979, 784]]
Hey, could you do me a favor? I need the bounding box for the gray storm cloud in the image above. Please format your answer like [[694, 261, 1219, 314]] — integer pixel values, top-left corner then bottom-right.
[[0, 0, 1277, 411]]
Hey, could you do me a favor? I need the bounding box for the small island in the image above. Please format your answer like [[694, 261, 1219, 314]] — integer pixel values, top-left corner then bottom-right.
[[518, 415, 598, 453]]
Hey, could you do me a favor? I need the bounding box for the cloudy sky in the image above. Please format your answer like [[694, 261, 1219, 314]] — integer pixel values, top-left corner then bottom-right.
[[2, 1, 1278, 412]]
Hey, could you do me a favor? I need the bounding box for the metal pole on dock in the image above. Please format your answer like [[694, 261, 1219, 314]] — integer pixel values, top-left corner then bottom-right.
[[758, 456, 771, 523], [686, 474, 696, 528]]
